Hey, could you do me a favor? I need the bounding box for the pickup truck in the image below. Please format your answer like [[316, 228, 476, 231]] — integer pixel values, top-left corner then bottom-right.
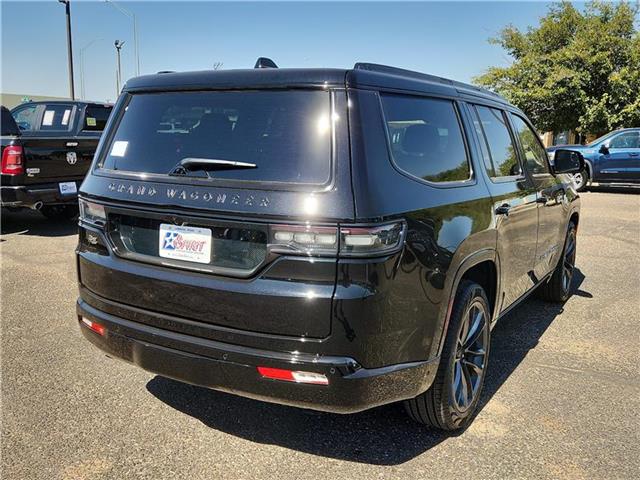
[[1, 101, 112, 219]]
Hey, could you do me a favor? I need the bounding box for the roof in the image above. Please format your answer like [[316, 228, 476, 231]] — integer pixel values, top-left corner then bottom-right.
[[13, 100, 113, 107], [123, 62, 509, 105]]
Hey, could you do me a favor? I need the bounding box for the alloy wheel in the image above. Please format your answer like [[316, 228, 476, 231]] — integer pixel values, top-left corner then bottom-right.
[[562, 230, 576, 292], [451, 300, 489, 413]]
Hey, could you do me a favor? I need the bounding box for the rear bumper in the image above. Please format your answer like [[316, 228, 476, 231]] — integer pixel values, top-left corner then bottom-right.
[[0, 182, 79, 208], [77, 298, 438, 413]]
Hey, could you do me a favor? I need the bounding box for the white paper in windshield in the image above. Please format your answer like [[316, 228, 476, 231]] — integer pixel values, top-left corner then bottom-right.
[[62, 109, 71, 125], [110, 140, 128, 157]]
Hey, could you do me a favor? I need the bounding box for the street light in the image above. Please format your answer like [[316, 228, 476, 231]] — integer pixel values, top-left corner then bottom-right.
[[114, 40, 125, 97], [79, 39, 102, 100], [105, 0, 139, 76], [58, 0, 75, 99]]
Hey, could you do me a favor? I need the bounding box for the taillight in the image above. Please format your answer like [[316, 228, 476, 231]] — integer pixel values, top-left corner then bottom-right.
[[1, 145, 24, 175], [268, 221, 405, 257], [79, 198, 107, 226], [340, 222, 405, 256], [270, 224, 338, 255]]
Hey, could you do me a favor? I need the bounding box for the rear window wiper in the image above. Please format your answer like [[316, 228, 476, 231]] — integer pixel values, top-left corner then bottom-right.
[[170, 158, 257, 176]]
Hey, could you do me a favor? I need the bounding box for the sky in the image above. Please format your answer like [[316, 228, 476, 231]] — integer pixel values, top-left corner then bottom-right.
[[1, 1, 572, 102]]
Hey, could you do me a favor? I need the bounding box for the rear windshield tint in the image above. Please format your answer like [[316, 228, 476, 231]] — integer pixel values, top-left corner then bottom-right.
[[84, 105, 112, 131], [100, 90, 332, 184]]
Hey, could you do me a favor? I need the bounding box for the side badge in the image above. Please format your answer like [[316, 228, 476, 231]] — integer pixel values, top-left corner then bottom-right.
[[66, 151, 78, 165]]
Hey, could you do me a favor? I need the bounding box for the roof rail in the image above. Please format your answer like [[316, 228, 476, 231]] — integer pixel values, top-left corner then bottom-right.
[[353, 62, 504, 100]]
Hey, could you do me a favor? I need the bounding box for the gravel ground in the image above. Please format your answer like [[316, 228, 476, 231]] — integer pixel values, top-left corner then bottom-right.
[[1, 189, 639, 480]]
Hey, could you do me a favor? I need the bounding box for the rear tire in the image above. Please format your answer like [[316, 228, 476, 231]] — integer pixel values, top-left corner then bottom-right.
[[404, 280, 491, 430], [538, 222, 577, 303], [40, 205, 79, 221]]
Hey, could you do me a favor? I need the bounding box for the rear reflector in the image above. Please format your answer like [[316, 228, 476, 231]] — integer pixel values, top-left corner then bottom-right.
[[81, 317, 106, 336], [257, 366, 329, 385]]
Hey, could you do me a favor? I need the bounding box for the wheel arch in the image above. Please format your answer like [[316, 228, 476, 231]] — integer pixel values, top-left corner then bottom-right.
[[432, 248, 500, 359]]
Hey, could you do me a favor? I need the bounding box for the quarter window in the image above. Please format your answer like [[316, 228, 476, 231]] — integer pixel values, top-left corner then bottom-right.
[[474, 106, 521, 179], [380, 94, 470, 183], [510, 114, 549, 174]]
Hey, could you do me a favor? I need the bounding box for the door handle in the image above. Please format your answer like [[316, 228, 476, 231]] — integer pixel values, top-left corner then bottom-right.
[[630, 153, 639, 157], [495, 204, 511, 216]]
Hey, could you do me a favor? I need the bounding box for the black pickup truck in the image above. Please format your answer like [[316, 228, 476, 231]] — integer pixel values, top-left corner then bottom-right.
[[1, 101, 112, 219]]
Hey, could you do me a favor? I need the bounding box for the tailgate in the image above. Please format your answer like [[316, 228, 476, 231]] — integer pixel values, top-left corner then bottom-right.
[[20, 136, 97, 185]]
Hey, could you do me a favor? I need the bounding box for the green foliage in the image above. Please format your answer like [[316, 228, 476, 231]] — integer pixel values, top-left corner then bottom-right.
[[474, 1, 640, 136]]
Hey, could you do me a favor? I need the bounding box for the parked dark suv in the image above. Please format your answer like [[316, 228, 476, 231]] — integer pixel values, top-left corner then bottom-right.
[[76, 62, 582, 430]]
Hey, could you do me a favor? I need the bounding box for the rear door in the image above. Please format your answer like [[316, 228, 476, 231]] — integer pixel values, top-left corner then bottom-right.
[[509, 113, 566, 280], [15, 103, 92, 186], [470, 104, 539, 310], [595, 131, 640, 183]]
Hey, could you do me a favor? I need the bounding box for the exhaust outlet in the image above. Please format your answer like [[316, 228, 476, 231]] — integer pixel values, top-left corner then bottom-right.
[[31, 201, 43, 211]]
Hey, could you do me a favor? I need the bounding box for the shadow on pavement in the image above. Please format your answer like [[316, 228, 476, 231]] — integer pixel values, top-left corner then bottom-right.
[[147, 269, 588, 465], [0, 209, 77, 237]]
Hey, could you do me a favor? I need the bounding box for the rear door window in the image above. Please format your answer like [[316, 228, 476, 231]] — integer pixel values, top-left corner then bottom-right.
[[83, 105, 112, 131], [380, 94, 470, 183], [100, 90, 332, 185], [39, 104, 75, 131], [473, 106, 522, 179]]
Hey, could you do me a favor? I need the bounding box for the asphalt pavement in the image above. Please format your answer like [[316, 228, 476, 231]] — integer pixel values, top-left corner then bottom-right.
[[1, 189, 639, 480]]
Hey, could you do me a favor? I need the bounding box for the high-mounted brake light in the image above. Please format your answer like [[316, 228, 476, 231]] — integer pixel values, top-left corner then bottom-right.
[[81, 317, 106, 336], [257, 366, 329, 385], [1, 145, 24, 175]]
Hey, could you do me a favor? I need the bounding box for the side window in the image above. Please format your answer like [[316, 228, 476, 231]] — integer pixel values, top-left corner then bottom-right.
[[609, 132, 640, 149], [11, 105, 38, 132], [380, 94, 470, 183], [83, 105, 113, 131], [510, 114, 550, 174], [474, 106, 521, 179], [39, 104, 74, 131]]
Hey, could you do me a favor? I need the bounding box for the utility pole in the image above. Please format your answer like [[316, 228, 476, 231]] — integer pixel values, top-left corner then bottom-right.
[[105, 0, 140, 76], [114, 40, 125, 97], [58, 0, 75, 99]]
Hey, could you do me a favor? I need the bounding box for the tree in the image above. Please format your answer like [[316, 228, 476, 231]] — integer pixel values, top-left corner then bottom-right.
[[474, 1, 640, 136]]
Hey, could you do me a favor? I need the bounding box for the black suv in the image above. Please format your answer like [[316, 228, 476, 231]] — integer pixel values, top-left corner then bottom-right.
[[76, 62, 582, 430]]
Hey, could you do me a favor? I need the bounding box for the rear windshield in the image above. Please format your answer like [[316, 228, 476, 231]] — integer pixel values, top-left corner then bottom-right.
[[100, 90, 332, 184], [83, 105, 112, 131]]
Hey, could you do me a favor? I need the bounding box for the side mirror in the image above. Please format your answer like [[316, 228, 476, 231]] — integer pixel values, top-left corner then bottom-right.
[[552, 149, 584, 174], [599, 143, 609, 155]]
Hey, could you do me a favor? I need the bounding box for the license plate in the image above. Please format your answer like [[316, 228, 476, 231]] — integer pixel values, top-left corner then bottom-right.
[[58, 182, 77, 195], [159, 224, 212, 264]]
